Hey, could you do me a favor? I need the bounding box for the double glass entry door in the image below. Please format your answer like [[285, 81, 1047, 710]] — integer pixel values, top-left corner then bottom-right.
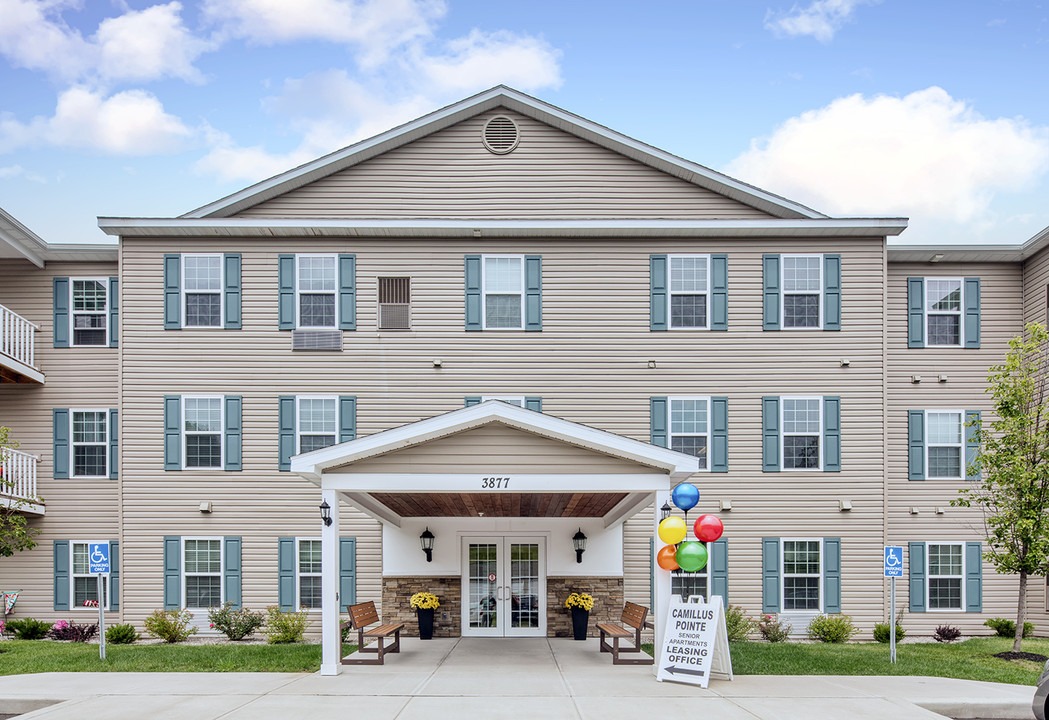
[[462, 537, 546, 637]]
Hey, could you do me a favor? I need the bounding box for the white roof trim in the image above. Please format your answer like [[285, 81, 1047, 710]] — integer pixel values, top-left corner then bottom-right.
[[0, 207, 48, 267], [290, 400, 699, 481], [182, 86, 828, 221]]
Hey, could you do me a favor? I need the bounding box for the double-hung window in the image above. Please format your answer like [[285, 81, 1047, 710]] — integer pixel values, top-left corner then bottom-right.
[[926, 411, 964, 479], [72, 542, 109, 609], [298, 539, 322, 609], [925, 278, 962, 346], [927, 542, 964, 610], [782, 539, 821, 611], [782, 255, 822, 328], [907, 276, 980, 349], [297, 255, 338, 329], [483, 255, 524, 329], [72, 279, 108, 346], [669, 255, 709, 328], [183, 538, 222, 609], [297, 397, 337, 454], [672, 565, 708, 600], [183, 397, 223, 469], [669, 397, 710, 470], [782, 397, 822, 470], [183, 255, 223, 328], [72, 410, 108, 477]]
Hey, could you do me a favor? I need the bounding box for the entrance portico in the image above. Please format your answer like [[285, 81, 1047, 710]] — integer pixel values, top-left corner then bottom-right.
[[291, 400, 698, 675]]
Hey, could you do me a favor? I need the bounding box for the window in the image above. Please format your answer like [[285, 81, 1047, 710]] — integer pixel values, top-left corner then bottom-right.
[[297, 397, 337, 454], [669, 397, 710, 470], [782, 397, 821, 470], [183, 255, 223, 328], [183, 397, 223, 469], [183, 538, 222, 609], [672, 566, 708, 600], [782, 255, 822, 329], [298, 539, 322, 609], [669, 255, 709, 328], [483, 255, 524, 329], [72, 410, 107, 477], [481, 396, 525, 407], [925, 278, 962, 346], [926, 411, 964, 479], [297, 255, 338, 329], [927, 543, 964, 610], [782, 539, 821, 611], [378, 277, 411, 330], [72, 279, 108, 346], [71, 542, 109, 609]]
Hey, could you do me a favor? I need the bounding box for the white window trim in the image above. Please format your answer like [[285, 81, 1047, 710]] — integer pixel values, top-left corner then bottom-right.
[[181, 536, 224, 610], [70, 408, 108, 479], [780, 254, 823, 330], [481, 395, 526, 407], [781, 396, 823, 472], [182, 395, 225, 471], [181, 253, 223, 329], [781, 537, 823, 613], [70, 540, 110, 611], [926, 541, 966, 612], [925, 409, 965, 480], [671, 555, 711, 601], [668, 395, 712, 472], [924, 277, 964, 347], [296, 395, 338, 455], [70, 277, 109, 347], [295, 253, 339, 330], [667, 254, 711, 330], [481, 254, 525, 330], [296, 537, 322, 611]]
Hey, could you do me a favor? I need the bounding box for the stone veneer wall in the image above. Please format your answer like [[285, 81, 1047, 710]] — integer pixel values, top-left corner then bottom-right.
[[547, 577, 624, 638]]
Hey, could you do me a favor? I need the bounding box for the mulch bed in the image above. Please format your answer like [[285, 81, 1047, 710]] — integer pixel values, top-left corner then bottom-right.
[[993, 650, 1048, 663]]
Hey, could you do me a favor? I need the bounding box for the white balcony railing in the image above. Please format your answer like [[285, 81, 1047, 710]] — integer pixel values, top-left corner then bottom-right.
[[0, 448, 40, 510], [0, 304, 43, 383]]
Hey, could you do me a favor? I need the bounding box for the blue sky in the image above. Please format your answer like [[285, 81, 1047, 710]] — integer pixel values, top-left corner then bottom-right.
[[2, 0, 1048, 245]]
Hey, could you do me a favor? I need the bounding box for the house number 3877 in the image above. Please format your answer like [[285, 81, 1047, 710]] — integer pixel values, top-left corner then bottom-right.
[[481, 477, 509, 489]]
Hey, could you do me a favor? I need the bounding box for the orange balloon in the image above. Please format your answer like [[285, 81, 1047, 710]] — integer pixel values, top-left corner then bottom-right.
[[657, 544, 680, 571]]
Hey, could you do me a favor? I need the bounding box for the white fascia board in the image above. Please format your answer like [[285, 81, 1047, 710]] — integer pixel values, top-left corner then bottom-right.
[[0, 207, 48, 267], [888, 243, 1025, 264], [342, 492, 402, 527], [319, 473, 669, 493], [603, 493, 655, 529]]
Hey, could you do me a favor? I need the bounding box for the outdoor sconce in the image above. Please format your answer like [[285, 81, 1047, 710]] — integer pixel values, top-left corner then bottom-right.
[[319, 500, 332, 527], [420, 527, 435, 562], [573, 528, 587, 564], [660, 502, 672, 521]]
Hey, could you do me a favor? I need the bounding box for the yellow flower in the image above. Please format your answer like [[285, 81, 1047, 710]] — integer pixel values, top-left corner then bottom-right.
[[564, 593, 594, 611], [410, 592, 441, 610]]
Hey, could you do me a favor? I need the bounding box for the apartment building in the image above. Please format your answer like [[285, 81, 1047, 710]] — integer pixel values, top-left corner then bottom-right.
[[1, 87, 1047, 673]]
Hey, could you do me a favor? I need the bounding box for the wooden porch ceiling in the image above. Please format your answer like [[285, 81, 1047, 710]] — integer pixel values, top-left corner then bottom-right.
[[369, 492, 629, 518]]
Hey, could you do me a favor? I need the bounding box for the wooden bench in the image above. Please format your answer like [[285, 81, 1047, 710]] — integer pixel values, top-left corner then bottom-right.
[[340, 601, 405, 665], [595, 602, 654, 665]]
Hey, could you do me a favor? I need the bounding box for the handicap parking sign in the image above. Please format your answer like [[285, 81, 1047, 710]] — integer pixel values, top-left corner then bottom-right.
[[884, 546, 903, 577], [88, 543, 110, 574]]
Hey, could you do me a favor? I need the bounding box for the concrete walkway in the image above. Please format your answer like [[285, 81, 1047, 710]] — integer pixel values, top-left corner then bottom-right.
[[0, 638, 1037, 720]]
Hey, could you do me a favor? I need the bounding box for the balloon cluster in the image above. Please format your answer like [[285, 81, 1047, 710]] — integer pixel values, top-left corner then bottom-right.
[[656, 483, 724, 573]]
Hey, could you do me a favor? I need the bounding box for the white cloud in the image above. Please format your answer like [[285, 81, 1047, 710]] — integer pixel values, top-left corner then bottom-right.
[[417, 29, 562, 92], [0, 164, 45, 182], [0, 0, 94, 81], [765, 0, 876, 42], [726, 87, 1049, 224]]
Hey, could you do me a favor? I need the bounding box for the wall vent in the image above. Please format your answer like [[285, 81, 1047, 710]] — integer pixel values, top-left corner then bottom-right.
[[378, 277, 411, 329], [291, 329, 342, 351], [482, 115, 519, 155]]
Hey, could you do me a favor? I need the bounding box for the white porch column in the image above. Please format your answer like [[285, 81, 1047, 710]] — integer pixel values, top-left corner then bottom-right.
[[320, 488, 341, 676], [651, 489, 671, 676]]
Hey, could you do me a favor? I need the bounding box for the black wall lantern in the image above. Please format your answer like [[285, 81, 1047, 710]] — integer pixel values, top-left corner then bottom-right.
[[319, 500, 332, 527], [660, 502, 672, 521], [573, 528, 587, 564], [420, 527, 435, 562]]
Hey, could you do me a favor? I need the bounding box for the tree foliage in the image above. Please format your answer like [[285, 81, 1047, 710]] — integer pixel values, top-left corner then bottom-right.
[[0, 425, 40, 557], [953, 322, 1049, 651]]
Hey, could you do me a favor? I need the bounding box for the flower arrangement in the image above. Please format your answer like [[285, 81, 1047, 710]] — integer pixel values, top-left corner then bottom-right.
[[409, 592, 440, 610], [564, 592, 594, 611]]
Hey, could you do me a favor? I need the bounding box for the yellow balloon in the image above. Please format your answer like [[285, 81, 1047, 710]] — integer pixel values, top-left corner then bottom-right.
[[658, 516, 687, 545]]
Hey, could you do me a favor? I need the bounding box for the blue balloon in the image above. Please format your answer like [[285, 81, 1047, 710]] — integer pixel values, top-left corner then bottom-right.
[[671, 483, 700, 511]]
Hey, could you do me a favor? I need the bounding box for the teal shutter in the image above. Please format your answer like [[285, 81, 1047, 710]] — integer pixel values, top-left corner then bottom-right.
[[650, 397, 668, 448], [524, 255, 542, 331], [278, 254, 295, 330], [650, 255, 668, 331], [762, 538, 780, 613], [338, 254, 356, 331], [108, 409, 118, 480], [164, 396, 181, 470], [710, 539, 728, 604], [109, 540, 119, 611], [965, 541, 983, 612], [823, 396, 841, 472], [762, 254, 781, 331], [108, 277, 119, 347], [823, 538, 841, 614], [53, 277, 70, 347], [163, 536, 181, 609], [223, 396, 242, 471], [340, 537, 357, 607], [908, 541, 926, 612], [465, 396, 482, 407], [823, 254, 841, 331], [339, 396, 356, 442], [907, 277, 924, 348], [966, 410, 981, 481], [53, 408, 70, 479], [711, 397, 728, 472], [53, 540, 69, 611], [224, 536, 242, 610], [164, 255, 181, 330], [525, 397, 542, 412], [278, 396, 295, 471], [964, 277, 980, 348], [277, 537, 295, 611], [762, 396, 780, 472], [710, 254, 728, 331], [465, 255, 482, 330], [908, 410, 925, 481], [224, 253, 241, 329]]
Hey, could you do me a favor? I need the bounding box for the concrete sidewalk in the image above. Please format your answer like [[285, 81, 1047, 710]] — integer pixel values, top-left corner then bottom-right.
[[0, 638, 1037, 720]]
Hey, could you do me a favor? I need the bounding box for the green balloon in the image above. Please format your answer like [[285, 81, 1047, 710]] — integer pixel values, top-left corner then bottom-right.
[[676, 541, 708, 572]]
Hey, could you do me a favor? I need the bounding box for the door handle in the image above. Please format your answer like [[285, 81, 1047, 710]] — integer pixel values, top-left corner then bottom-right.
[[496, 585, 503, 601]]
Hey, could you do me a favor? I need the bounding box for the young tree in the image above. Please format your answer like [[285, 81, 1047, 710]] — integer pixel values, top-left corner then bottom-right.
[[953, 322, 1049, 652], [0, 425, 40, 557]]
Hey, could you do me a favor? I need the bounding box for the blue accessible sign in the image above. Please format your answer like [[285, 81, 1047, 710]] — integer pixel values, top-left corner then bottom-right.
[[884, 546, 903, 577], [88, 543, 110, 574]]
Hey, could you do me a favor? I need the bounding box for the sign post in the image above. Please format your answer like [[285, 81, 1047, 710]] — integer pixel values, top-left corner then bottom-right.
[[88, 543, 110, 660], [656, 595, 732, 688], [884, 546, 903, 664]]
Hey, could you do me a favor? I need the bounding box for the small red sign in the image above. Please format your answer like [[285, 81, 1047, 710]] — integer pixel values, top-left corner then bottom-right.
[[488, 573, 497, 582]]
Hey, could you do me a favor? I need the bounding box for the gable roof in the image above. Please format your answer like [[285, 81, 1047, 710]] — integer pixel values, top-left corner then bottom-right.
[[0, 206, 117, 266]]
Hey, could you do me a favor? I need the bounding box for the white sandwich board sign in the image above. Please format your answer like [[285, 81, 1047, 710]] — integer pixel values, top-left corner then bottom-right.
[[656, 594, 733, 688]]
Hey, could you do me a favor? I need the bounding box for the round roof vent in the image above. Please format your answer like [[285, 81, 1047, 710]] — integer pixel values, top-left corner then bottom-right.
[[482, 115, 519, 155]]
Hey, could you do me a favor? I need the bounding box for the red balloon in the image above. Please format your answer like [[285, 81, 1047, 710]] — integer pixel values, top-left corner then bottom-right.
[[694, 514, 724, 543], [657, 544, 680, 571]]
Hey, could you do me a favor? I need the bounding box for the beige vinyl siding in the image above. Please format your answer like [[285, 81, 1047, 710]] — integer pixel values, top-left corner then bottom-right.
[[1023, 245, 1049, 327], [236, 111, 773, 220]]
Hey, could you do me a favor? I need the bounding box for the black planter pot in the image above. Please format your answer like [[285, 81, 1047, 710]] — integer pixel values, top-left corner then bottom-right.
[[417, 608, 435, 640], [571, 608, 589, 640]]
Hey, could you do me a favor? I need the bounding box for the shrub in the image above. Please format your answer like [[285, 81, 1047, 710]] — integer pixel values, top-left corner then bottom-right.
[[6, 618, 53, 640], [984, 617, 1034, 638], [264, 606, 309, 644], [144, 609, 197, 643], [106, 623, 139, 644], [207, 602, 264, 641], [724, 605, 757, 642], [49, 620, 98, 642], [872, 622, 906, 643], [807, 613, 859, 643], [757, 614, 791, 642], [933, 624, 962, 643]]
